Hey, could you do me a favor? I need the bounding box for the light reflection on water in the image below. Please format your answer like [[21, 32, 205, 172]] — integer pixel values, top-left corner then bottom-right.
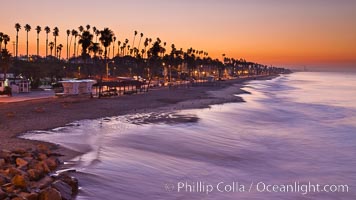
[[22, 72, 356, 199]]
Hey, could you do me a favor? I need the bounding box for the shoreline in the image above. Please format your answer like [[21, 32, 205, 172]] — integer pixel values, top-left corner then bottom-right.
[[0, 75, 277, 161]]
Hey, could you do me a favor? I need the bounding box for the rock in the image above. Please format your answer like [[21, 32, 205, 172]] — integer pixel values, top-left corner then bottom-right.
[[0, 188, 6, 200], [0, 150, 11, 160], [2, 183, 15, 193], [34, 176, 53, 189], [36, 145, 50, 155], [10, 197, 24, 200], [11, 174, 28, 189], [18, 192, 38, 200], [0, 159, 6, 167], [12, 148, 26, 155], [38, 153, 47, 161], [38, 187, 61, 200], [27, 169, 41, 181], [33, 162, 50, 175], [45, 157, 60, 171], [41, 162, 50, 174], [52, 180, 72, 200], [0, 174, 8, 185], [57, 173, 79, 194], [8, 167, 26, 178], [15, 158, 28, 168]]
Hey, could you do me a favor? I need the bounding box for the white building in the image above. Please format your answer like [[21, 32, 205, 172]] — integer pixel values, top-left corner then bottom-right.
[[0, 74, 30, 93]]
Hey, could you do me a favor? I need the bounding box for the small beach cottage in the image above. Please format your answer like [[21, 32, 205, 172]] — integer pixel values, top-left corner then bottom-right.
[[0, 73, 30, 93]]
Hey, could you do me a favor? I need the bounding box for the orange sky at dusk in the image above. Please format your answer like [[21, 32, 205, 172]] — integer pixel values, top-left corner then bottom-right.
[[0, 0, 355, 69]]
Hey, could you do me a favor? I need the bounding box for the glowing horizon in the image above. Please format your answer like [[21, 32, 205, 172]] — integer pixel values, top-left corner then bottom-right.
[[0, 0, 355, 69]]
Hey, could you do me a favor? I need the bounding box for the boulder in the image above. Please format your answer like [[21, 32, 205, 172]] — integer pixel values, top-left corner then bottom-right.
[[15, 158, 28, 168], [57, 173, 79, 194], [38, 187, 61, 200], [38, 153, 47, 161], [27, 169, 41, 181], [46, 157, 60, 171], [52, 180, 72, 200], [2, 183, 15, 193], [0, 150, 11, 160], [0, 188, 6, 200], [34, 176, 53, 190], [0, 159, 6, 167], [12, 148, 26, 155], [0, 175, 8, 186], [11, 174, 28, 189], [36, 145, 50, 155], [18, 192, 38, 200], [33, 161, 50, 175], [10, 197, 24, 200]]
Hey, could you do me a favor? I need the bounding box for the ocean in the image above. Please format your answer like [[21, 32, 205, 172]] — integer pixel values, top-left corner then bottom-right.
[[22, 72, 356, 199]]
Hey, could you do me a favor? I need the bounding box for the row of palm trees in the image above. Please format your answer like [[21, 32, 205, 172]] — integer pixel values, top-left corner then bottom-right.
[[11, 23, 211, 62], [3, 23, 290, 82]]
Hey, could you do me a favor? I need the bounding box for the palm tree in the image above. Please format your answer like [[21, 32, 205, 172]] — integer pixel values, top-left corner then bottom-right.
[[137, 33, 143, 55], [117, 40, 121, 56], [44, 26, 50, 58], [53, 27, 59, 58], [132, 30, 137, 48], [72, 29, 79, 57], [112, 36, 116, 58], [78, 30, 93, 59], [14, 23, 21, 58], [24, 24, 31, 61], [57, 44, 63, 59], [0, 32, 3, 52], [86, 24, 90, 31], [89, 42, 101, 58], [95, 29, 100, 42], [35, 26, 41, 57], [92, 26, 97, 35], [77, 26, 84, 56], [49, 42, 54, 56], [66, 29, 70, 60], [99, 28, 114, 61], [2, 34, 10, 50], [143, 38, 149, 58]]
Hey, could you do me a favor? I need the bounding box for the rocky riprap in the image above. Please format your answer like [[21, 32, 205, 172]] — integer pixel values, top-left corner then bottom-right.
[[0, 145, 78, 200]]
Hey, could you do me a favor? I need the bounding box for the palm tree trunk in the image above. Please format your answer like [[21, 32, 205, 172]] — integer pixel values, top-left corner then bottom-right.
[[66, 35, 69, 60], [69, 35, 73, 58], [37, 34, 39, 57], [26, 32, 29, 61], [46, 34, 48, 59], [74, 38, 76, 58], [54, 36, 57, 58], [16, 31, 19, 58], [112, 44, 115, 58]]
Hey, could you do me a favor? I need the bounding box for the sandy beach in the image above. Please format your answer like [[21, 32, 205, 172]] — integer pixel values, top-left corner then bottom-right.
[[0, 76, 274, 161]]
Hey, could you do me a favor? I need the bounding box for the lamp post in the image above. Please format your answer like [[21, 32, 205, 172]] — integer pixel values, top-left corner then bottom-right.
[[106, 61, 114, 79], [169, 65, 172, 82]]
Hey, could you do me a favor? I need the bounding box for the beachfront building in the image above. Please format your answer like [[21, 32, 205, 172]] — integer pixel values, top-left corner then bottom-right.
[[59, 79, 96, 95], [0, 74, 30, 93]]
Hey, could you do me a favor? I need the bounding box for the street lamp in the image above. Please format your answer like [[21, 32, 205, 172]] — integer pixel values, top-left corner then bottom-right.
[[169, 65, 172, 82], [106, 61, 114, 79]]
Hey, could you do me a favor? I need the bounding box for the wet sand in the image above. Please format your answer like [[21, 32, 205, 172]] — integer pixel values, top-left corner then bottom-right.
[[0, 76, 275, 161]]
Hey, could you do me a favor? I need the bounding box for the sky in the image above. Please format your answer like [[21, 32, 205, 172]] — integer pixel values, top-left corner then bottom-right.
[[0, 0, 355, 69]]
